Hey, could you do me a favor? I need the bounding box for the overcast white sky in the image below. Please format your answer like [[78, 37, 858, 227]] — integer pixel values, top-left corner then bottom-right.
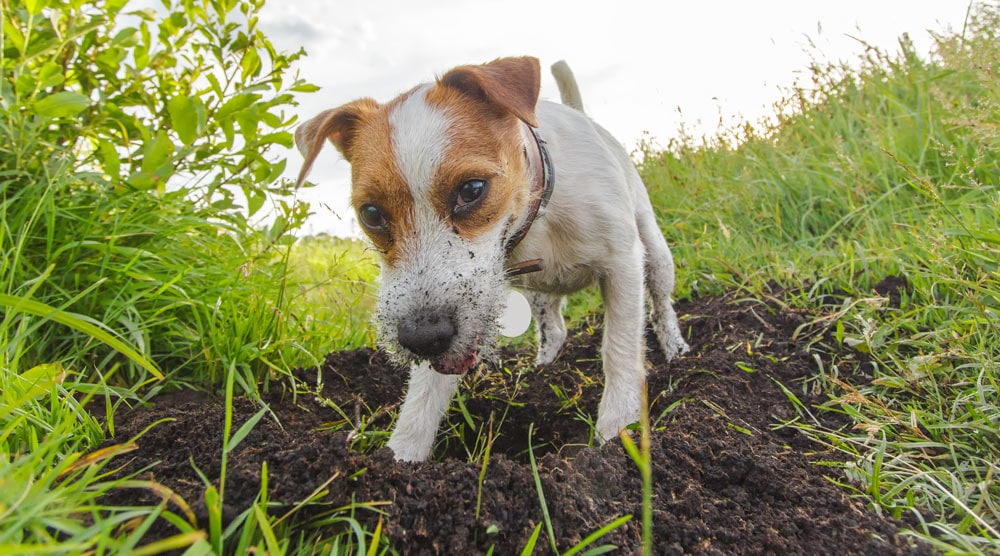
[[257, 1, 972, 237]]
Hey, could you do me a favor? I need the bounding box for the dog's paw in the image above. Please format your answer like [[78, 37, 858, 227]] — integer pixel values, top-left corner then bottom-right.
[[595, 406, 640, 444], [534, 322, 567, 366], [535, 339, 563, 366], [661, 336, 691, 361], [386, 440, 430, 462], [386, 434, 432, 462]]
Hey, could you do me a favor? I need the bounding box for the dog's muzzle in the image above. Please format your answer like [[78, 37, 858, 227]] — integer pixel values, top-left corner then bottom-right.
[[396, 311, 480, 375]]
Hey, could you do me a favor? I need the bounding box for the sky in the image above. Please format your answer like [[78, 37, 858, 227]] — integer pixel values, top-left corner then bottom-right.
[[256, 1, 973, 237]]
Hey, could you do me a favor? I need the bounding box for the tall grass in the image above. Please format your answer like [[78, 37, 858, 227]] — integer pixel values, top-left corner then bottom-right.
[[286, 234, 379, 354], [639, 3, 999, 551], [0, 0, 374, 553]]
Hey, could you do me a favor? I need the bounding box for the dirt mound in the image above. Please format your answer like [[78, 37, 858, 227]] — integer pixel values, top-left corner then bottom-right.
[[102, 288, 931, 554]]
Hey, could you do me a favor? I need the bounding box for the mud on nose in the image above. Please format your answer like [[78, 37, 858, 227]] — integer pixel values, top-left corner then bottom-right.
[[397, 313, 456, 358]]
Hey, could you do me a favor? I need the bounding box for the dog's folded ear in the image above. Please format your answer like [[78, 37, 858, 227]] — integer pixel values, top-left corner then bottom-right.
[[439, 56, 540, 127], [294, 98, 379, 186]]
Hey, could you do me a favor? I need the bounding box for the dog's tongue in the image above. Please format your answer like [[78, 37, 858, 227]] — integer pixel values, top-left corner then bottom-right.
[[432, 351, 478, 375]]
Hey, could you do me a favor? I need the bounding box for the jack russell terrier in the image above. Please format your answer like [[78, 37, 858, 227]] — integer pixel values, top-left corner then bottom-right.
[[295, 57, 688, 462]]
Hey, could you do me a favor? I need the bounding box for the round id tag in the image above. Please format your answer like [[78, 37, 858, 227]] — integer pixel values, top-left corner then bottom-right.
[[498, 290, 532, 337]]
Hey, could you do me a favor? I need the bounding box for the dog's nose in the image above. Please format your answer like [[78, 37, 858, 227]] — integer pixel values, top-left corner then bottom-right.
[[397, 313, 455, 357]]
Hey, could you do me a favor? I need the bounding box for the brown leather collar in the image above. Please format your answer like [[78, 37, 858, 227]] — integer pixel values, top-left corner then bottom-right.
[[504, 126, 554, 277]]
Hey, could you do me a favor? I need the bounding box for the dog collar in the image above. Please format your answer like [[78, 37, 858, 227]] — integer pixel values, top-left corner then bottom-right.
[[504, 126, 554, 277]]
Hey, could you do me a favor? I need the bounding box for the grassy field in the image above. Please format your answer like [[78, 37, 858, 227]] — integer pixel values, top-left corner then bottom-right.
[[634, 8, 1000, 552], [1, 0, 998, 553]]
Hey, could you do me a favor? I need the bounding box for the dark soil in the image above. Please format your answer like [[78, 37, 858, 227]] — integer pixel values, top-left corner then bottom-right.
[[101, 285, 932, 554]]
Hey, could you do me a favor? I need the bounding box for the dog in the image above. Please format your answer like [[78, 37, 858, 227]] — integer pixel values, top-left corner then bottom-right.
[[295, 57, 688, 462]]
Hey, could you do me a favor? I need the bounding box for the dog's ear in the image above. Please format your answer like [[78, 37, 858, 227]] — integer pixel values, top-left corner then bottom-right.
[[295, 98, 379, 186], [439, 56, 540, 127]]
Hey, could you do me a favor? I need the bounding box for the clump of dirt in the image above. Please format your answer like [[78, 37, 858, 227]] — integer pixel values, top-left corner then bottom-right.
[[102, 286, 932, 554]]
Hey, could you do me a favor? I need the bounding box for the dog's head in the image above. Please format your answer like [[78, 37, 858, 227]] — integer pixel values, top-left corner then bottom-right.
[[295, 56, 542, 375]]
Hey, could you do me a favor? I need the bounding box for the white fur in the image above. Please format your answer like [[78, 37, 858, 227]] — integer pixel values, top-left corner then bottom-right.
[[513, 103, 644, 438], [389, 85, 449, 201], [385, 360, 462, 462]]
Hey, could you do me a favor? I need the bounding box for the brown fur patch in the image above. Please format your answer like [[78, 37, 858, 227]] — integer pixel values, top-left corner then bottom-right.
[[339, 79, 536, 266], [424, 85, 531, 241], [344, 94, 418, 267]]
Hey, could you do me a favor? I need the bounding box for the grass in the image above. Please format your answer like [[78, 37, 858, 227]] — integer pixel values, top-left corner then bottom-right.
[[632, 4, 1000, 552], [285, 234, 379, 354], [1, 0, 999, 553]]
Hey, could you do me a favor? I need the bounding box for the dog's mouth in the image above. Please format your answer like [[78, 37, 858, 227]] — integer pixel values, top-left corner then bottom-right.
[[430, 349, 479, 375], [429, 335, 481, 375]]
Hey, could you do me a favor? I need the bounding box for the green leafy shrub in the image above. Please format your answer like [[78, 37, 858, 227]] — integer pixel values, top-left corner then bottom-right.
[[0, 0, 317, 388]]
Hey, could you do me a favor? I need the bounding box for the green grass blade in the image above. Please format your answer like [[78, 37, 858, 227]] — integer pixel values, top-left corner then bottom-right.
[[519, 523, 543, 556], [562, 514, 632, 556], [0, 293, 161, 379], [527, 424, 558, 554]]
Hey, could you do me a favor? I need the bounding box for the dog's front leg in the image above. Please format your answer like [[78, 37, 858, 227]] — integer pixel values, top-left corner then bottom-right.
[[595, 256, 647, 443], [386, 360, 461, 462]]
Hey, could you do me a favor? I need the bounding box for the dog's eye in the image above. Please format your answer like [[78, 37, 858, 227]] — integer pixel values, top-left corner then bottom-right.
[[454, 179, 488, 214], [358, 203, 389, 232]]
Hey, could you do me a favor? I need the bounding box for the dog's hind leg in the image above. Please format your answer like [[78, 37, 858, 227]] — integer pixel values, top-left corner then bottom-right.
[[386, 360, 461, 461], [527, 291, 567, 365], [636, 196, 690, 360]]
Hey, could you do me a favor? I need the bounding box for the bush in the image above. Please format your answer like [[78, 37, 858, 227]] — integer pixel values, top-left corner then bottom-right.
[[0, 0, 317, 388]]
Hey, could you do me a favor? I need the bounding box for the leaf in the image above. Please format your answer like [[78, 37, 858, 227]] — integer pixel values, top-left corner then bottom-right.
[[111, 27, 139, 47], [168, 95, 206, 145], [240, 47, 261, 81], [15, 72, 36, 97], [38, 61, 66, 89], [253, 504, 282, 555], [225, 405, 269, 454], [126, 171, 156, 190], [23, 0, 49, 16], [95, 46, 127, 70], [2, 17, 25, 53], [259, 131, 294, 149], [141, 130, 174, 174], [125, 533, 207, 556], [290, 82, 320, 93], [7, 362, 66, 403], [563, 514, 631, 556], [98, 140, 121, 181], [520, 523, 543, 556], [235, 106, 260, 140], [126, 7, 158, 21], [216, 93, 259, 120], [246, 187, 265, 217], [58, 442, 138, 478], [32, 91, 90, 117], [367, 517, 383, 556], [205, 486, 223, 553]]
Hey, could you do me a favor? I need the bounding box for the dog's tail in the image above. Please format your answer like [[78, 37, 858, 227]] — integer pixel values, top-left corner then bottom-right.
[[550, 60, 584, 113]]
